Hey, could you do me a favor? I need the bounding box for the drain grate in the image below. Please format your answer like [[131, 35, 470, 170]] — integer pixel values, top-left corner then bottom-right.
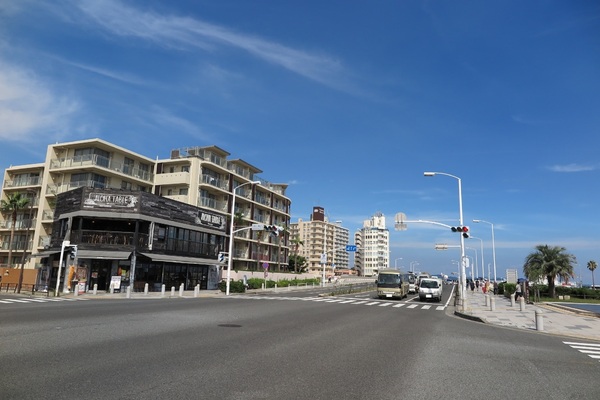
[[218, 324, 242, 328]]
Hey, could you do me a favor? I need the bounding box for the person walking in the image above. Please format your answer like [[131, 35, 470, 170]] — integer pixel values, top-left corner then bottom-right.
[[515, 281, 523, 301]]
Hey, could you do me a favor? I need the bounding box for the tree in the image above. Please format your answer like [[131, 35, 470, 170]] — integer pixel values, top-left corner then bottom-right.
[[587, 260, 597, 290], [289, 254, 307, 273], [523, 245, 576, 298], [290, 236, 304, 273], [0, 193, 30, 268]]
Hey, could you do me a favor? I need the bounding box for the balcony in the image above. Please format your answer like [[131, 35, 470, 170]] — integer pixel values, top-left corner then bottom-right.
[[49, 155, 153, 182]]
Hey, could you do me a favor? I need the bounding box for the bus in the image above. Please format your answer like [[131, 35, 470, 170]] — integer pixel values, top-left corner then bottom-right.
[[375, 269, 410, 299]]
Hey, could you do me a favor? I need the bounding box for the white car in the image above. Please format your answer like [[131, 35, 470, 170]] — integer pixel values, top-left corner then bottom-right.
[[418, 278, 442, 302]]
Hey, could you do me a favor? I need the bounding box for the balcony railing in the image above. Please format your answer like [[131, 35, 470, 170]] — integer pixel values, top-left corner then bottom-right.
[[49, 155, 153, 182]]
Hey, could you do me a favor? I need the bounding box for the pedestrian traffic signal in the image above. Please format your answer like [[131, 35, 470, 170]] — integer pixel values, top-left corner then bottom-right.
[[451, 226, 470, 238], [217, 252, 225, 263]]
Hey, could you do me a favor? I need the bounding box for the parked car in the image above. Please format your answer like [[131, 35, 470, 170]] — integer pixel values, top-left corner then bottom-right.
[[418, 278, 443, 302]]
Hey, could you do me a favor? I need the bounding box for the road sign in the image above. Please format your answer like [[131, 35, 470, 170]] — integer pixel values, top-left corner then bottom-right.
[[251, 223, 265, 231], [320, 253, 327, 264], [345, 245, 357, 252], [435, 244, 448, 250]]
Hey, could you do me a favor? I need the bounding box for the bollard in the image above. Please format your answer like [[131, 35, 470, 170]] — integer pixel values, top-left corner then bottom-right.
[[161, 284, 166, 297], [179, 283, 184, 297], [93, 283, 98, 295], [535, 309, 544, 331], [490, 296, 495, 311], [275, 284, 278, 290], [110, 285, 114, 294], [262, 283, 265, 290], [126, 285, 131, 299], [485, 295, 489, 307], [171, 286, 176, 297], [144, 283, 149, 295], [74, 286, 78, 297], [194, 284, 199, 298], [519, 297, 526, 311], [510, 293, 515, 307]]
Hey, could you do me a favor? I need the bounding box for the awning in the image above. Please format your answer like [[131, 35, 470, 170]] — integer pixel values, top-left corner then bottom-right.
[[31, 250, 61, 258], [77, 250, 131, 260], [139, 252, 215, 265]]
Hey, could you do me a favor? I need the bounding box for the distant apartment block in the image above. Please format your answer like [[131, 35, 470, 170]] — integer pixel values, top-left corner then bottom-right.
[[289, 206, 350, 277], [354, 212, 389, 277]]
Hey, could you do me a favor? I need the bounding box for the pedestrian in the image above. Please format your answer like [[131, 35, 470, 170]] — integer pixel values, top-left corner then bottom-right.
[[482, 280, 487, 294], [515, 282, 522, 300], [475, 280, 480, 291], [493, 281, 498, 295], [469, 280, 475, 292]]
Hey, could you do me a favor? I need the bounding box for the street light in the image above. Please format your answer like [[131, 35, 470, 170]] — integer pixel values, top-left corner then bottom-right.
[[473, 219, 497, 283], [394, 257, 403, 269], [410, 261, 419, 273], [469, 236, 485, 281], [226, 180, 260, 296], [424, 171, 467, 308]]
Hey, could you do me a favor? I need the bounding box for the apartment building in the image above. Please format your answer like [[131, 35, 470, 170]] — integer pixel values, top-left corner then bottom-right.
[[0, 138, 291, 290], [289, 206, 350, 277], [354, 212, 390, 277]]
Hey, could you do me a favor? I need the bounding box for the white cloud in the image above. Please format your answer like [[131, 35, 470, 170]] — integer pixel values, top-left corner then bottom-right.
[[547, 163, 597, 173], [74, 0, 354, 93], [0, 62, 79, 141]]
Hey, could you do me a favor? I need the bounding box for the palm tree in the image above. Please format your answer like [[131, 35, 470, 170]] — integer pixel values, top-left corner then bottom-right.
[[523, 245, 576, 298], [290, 236, 304, 273], [587, 260, 597, 290], [1, 193, 30, 268]]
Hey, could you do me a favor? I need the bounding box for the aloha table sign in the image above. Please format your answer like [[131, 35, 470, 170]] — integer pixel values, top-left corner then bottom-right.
[[84, 192, 139, 209]]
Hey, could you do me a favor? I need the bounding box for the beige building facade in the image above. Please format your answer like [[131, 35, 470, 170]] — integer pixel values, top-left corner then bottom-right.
[[289, 206, 350, 277], [0, 139, 291, 288]]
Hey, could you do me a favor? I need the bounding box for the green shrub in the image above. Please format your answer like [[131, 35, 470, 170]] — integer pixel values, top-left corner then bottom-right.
[[218, 280, 246, 293]]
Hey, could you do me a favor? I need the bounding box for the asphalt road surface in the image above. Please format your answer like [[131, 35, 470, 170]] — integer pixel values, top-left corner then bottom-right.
[[0, 291, 598, 399]]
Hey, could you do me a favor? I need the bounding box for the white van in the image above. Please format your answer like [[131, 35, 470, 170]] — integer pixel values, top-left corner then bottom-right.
[[418, 278, 443, 302]]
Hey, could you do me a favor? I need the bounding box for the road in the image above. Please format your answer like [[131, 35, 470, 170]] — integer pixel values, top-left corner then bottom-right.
[[0, 289, 598, 399]]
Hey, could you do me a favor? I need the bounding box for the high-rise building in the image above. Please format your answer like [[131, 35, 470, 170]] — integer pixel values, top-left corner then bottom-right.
[[289, 206, 350, 277], [354, 212, 389, 276], [0, 139, 291, 289]]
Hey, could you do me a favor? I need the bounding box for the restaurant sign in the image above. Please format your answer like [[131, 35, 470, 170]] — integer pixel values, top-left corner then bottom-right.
[[197, 211, 225, 229], [84, 193, 139, 210]]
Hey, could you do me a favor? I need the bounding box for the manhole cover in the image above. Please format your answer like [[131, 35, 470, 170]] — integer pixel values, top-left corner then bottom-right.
[[218, 324, 242, 328]]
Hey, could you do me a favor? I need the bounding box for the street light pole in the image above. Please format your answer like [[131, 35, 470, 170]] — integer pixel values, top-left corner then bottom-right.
[[394, 257, 403, 269], [424, 171, 466, 309], [226, 180, 260, 296], [469, 236, 485, 281], [473, 219, 497, 283]]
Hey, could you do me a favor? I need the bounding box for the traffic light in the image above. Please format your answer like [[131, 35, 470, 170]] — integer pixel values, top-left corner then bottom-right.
[[66, 245, 78, 259], [263, 225, 282, 237], [451, 226, 470, 238], [218, 252, 225, 263]]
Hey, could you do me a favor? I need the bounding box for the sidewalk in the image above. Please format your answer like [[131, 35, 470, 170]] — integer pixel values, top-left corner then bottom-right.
[[455, 288, 600, 342]]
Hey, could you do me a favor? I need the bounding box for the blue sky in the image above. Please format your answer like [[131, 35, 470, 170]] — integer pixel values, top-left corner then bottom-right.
[[1, 0, 599, 284]]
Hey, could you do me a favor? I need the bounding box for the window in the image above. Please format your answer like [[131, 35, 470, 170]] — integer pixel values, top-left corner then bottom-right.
[[181, 165, 189, 173], [179, 188, 188, 195], [123, 157, 134, 174]]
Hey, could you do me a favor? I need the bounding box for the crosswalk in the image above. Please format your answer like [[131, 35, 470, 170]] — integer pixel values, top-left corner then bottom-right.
[[563, 341, 600, 363], [0, 297, 90, 305], [224, 295, 447, 311]]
